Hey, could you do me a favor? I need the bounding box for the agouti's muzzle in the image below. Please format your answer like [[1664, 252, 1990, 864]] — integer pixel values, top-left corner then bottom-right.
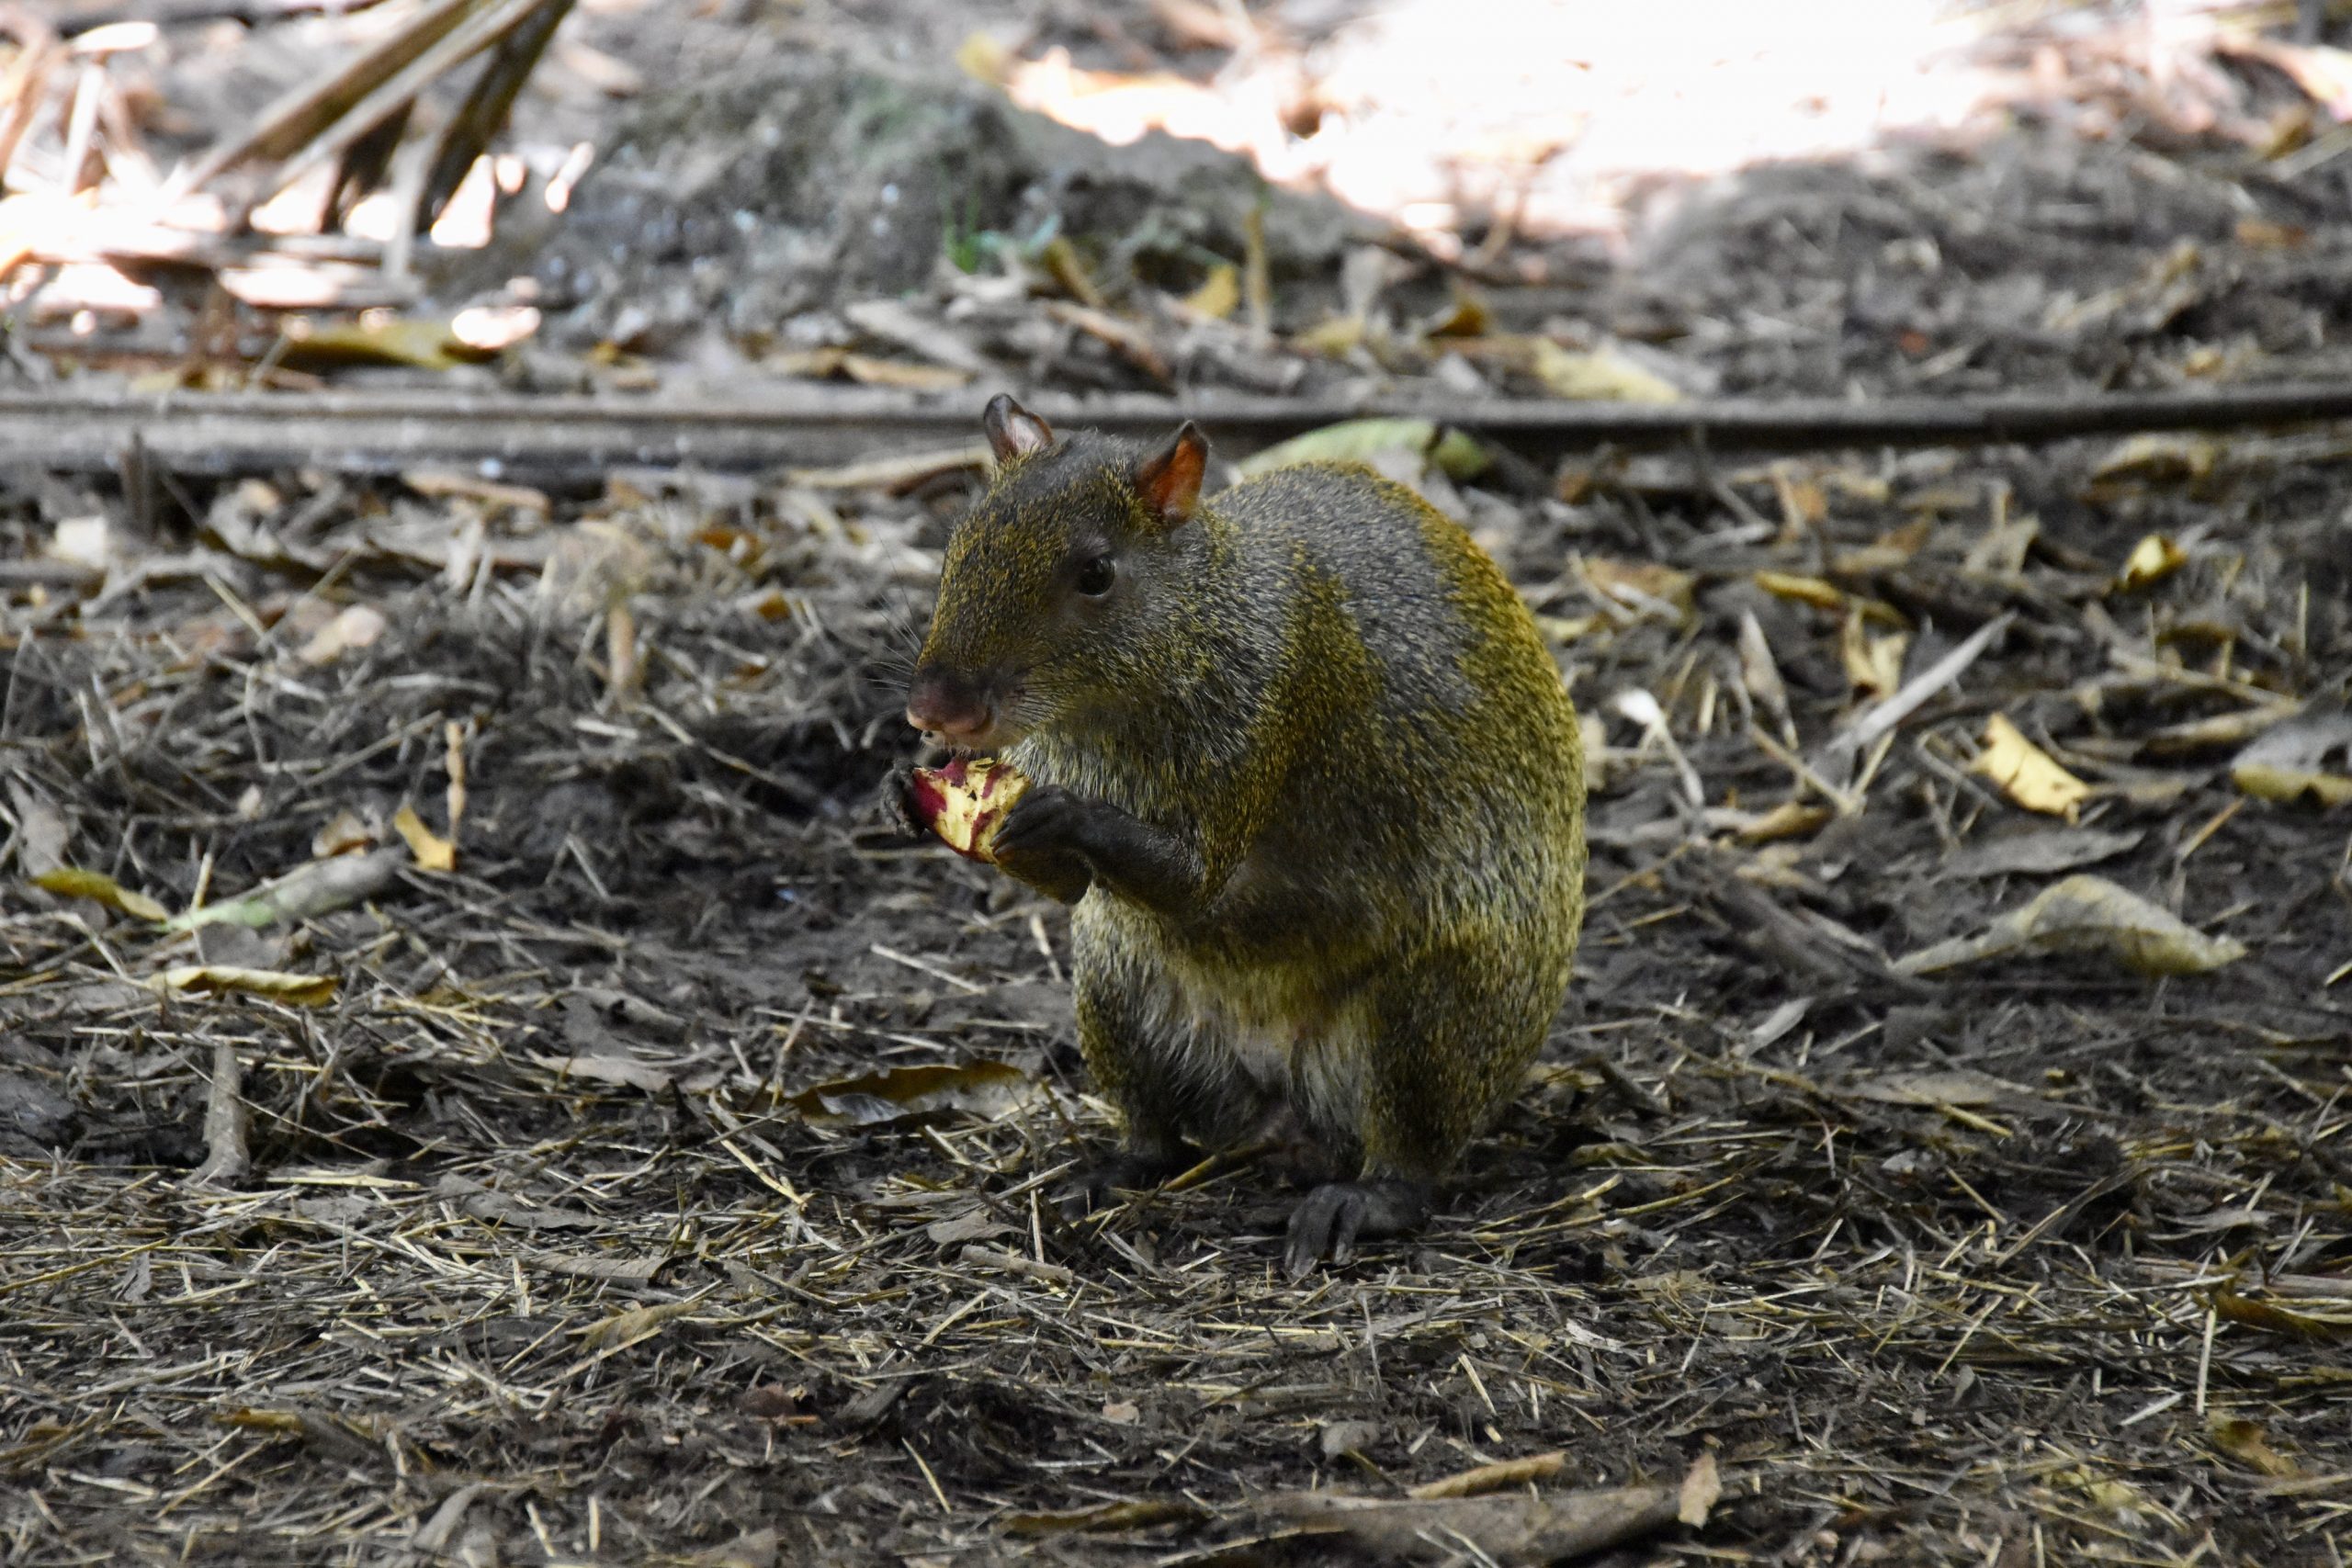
[[904, 670, 993, 742]]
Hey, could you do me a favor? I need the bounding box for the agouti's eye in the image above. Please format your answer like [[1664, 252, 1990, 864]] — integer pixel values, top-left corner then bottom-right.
[[1075, 556, 1115, 597]]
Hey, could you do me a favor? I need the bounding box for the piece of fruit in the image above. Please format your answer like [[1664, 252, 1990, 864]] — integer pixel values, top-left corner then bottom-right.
[[908, 757, 1031, 862]]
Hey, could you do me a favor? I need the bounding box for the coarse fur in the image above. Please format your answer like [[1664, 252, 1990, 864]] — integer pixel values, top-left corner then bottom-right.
[[908, 410, 1587, 1253]]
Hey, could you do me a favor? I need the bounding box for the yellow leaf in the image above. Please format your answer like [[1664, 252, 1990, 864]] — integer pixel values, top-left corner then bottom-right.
[[1295, 316, 1365, 356], [154, 966, 337, 1006], [577, 1297, 701, 1352], [787, 1059, 1034, 1127], [1182, 263, 1239, 321], [1731, 801, 1833, 844], [2085, 434, 2222, 496], [1972, 715, 2092, 820], [1896, 874, 2247, 978], [2208, 1414, 2299, 1477], [1530, 340, 1681, 403], [1839, 608, 1908, 701], [2230, 710, 2352, 807], [2116, 534, 2188, 592], [2212, 1286, 2352, 1340], [1582, 558, 1694, 621], [392, 804, 456, 873], [32, 867, 169, 922], [284, 316, 485, 372], [1420, 289, 1490, 339], [1753, 571, 1846, 612], [311, 808, 376, 859], [1237, 419, 1487, 482], [955, 28, 1013, 85]]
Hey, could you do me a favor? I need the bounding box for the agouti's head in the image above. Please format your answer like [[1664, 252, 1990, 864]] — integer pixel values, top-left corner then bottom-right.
[[906, 395, 1207, 750]]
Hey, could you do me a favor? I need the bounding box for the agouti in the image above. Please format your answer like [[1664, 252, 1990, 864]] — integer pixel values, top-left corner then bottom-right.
[[894, 395, 1587, 1275]]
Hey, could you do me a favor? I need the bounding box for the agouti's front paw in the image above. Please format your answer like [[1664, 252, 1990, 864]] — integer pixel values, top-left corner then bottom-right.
[[874, 761, 930, 842], [1283, 1179, 1430, 1278], [988, 784, 1095, 862]]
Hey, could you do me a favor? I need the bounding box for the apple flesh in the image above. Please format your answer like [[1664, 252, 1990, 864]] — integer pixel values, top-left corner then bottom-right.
[[908, 757, 1031, 862]]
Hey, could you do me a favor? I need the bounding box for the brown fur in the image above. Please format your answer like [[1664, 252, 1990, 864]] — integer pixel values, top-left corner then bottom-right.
[[911, 418, 1587, 1189]]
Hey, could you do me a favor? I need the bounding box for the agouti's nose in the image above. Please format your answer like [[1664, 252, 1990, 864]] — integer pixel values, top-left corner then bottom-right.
[[905, 673, 992, 740]]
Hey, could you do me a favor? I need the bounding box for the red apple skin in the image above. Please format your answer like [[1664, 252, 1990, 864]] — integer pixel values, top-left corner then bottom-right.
[[909, 758, 1026, 862]]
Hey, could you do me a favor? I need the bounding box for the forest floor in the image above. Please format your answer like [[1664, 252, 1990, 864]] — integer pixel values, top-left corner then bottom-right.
[[4, 2, 2351, 1564]]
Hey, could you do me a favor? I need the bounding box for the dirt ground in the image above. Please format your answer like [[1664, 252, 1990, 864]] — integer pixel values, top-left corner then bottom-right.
[[6, 3, 2352, 1565]]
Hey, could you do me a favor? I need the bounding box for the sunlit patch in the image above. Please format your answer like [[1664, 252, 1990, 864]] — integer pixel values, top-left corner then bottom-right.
[[972, 0, 2262, 243]]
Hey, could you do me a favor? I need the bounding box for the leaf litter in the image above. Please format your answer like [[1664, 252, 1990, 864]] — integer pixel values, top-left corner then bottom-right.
[[4, 3, 2352, 1565]]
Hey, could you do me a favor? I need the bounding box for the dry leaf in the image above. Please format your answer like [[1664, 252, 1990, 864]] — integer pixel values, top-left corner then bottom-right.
[[1261, 1453, 1718, 1563], [2115, 534, 2188, 592], [2231, 708, 2352, 807], [1946, 828, 2143, 879], [1849, 1068, 2025, 1108], [577, 1297, 703, 1352], [1530, 340, 1681, 403], [166, 848, 404, 932], [1004, 1500, 1211, 1537], [1582, 558, 1694, 623], [788, 1059, 1034, 1126], [1895, 874, 2248, 977], [1772, 464, 1828, 533], [1831, 518, 1930, 573], [2086, 434, 2222, 493], [49, 516, 113, 570], [154, 966, 338, 1006], [1182, 263, 1239, 320], [839, 354, 972, 392], [1731, 801, 1833, 843], [1753, 571, 1847, 612], [1237, 419, 1488, 482], [284, 316, 488, 372], [2209, 1414, 2299, 1477], [392, 805, 456, 873], [2211, 1287, 2352, 1341], [786, 445, 991, 492], [528, 1052, 723, 1094], [298, 604, 389, 666], [34, 867, 170, 922], [311, 808, 376, 859], [1409, 1450, 1567, 1500], [1737, 611, 1793, 738], [1295, 315, 1366, 356], [4, 781, 70, 878], [1840, 608, 1908, 701], [1972, 714, 2092, 820]]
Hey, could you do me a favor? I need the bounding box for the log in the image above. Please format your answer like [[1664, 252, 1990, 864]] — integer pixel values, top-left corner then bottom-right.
[[6, 380, 2352, 479]]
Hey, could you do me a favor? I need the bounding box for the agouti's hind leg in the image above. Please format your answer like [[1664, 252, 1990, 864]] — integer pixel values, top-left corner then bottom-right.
[[1281, 947, 1550, 1274], [1056, 942, 1247, 1219]]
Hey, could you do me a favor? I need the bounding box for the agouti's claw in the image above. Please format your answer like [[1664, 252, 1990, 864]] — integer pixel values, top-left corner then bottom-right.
[[1283, 1179, 1430, 1278]]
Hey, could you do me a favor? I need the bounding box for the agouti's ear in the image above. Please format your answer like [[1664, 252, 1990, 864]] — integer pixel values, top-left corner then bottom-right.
[[982, 394, 1056, 464], [1134, 422, 1207, 526]]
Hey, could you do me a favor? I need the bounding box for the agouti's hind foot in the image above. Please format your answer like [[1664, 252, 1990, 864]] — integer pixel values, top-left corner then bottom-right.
[[1054, 1148, 1186, 1221], [1283, 1179, 1430, 1278]]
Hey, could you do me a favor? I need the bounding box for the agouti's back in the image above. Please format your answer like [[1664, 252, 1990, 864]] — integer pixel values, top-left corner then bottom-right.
[[1209, 462, 1585, 945]]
